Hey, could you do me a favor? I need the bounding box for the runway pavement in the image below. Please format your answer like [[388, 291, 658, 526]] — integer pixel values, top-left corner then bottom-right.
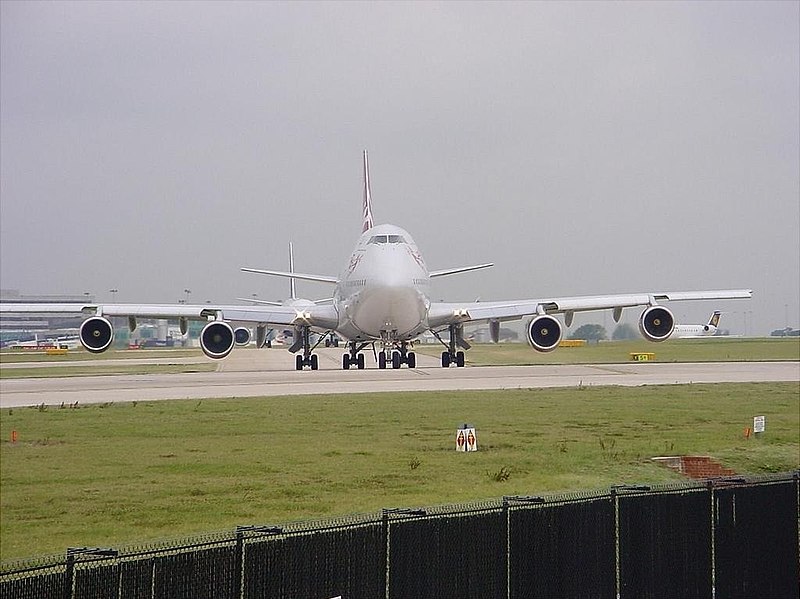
[[1, 348, 798, 407]]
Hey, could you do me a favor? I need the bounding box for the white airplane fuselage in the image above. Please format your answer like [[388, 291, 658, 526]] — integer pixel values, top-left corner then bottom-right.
[[671, 311, 722, 338], [334, 224, 431, 342], [671, 324, 717, 338]]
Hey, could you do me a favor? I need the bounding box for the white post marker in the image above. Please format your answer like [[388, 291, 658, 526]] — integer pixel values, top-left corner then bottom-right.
[[753, 416, 765, 434], [455, 424, 478, 452]]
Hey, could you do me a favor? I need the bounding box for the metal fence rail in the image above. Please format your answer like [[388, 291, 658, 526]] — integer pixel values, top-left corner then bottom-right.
[[2, 473, 797, 599]]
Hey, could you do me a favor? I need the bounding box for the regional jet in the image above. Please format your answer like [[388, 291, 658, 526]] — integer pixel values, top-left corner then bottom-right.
[[671, 311, 723, 338], [0, 152, 752, 370]]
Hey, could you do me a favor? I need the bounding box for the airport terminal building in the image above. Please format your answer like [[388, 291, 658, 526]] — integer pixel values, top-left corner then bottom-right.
[[0, 290, 92, 347]]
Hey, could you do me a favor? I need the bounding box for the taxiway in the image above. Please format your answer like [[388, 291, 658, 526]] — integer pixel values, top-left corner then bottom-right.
[[1, 348, 797, 408]]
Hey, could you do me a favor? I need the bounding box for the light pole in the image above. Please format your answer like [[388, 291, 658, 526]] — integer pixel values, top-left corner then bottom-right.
[[184, 289, 191, 304], [109, 289, 118, 302]]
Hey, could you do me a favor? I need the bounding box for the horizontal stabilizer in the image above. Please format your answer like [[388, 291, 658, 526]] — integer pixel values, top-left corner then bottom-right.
[[430, 263, 494, 278], [241, 267, 338, 285]]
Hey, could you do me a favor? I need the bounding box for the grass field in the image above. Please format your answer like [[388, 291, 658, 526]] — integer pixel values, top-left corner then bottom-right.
[[1, 381, 797, 560], [0, 348, 217, 379], [0, 348, 202, 363], [418, 337, 800, 365]]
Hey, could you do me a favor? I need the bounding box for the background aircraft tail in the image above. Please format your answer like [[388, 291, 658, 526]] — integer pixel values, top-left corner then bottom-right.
[[362, 150, 374, 232], [288, 242, 297, 300], [708, 310, 721, 328]]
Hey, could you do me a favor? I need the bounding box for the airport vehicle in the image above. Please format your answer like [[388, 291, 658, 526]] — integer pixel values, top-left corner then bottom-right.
[[672, 311, 723, 338], [0, 152, 752, 370]]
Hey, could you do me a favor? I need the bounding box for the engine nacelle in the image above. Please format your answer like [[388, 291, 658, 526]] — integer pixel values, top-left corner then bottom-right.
[[638, 306, 675, 342], [200, 321, 235, 359], [526, 315, 562, 352], [80, 316, 114, 353], [234, 327, 251, 346]]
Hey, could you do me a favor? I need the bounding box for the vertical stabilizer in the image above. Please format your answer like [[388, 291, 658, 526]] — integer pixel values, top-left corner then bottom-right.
[[708, 310, 721, 328], [288, 242, 297, 300], [362, 150, 374, 233]]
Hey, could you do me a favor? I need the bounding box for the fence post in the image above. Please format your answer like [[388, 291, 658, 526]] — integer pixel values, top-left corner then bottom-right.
[[233, 529, 244, 599], [502, 497, 509, 599], [64, 550, 75, 599], [382, 509, 390, 599], [610, 486, 619, 599], [707, 479, 716, 596]]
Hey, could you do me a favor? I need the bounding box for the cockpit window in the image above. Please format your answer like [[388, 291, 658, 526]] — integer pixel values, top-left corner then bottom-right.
[[368, 234, 406, 245]]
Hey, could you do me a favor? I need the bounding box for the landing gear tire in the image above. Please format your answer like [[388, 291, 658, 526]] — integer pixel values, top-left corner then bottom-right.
[[310, 354, 319, 370], [296, 355, 304, 371], [392, 351, 402, 369], [407, 352, 416, 368], [441, 351, 451, 368], [456, 351, 465, 368], [342, 354, 351, 370], [357, 353, 365, 370], [378, 352, 386, 369]]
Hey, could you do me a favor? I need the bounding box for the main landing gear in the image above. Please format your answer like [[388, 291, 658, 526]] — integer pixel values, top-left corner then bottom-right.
[[440, 349, 465, 368], [342, 340, 370, 370], [377, 341, 416, 369], [292, 325, 327, 371], [435, 323, 469, 368]]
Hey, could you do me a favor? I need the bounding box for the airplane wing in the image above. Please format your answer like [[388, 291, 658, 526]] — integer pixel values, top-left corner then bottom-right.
[[426, 289, 753, 329], [0, 302, 340, 330]]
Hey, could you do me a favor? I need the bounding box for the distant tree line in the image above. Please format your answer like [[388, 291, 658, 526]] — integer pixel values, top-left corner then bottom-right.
[[567, 323, 639, 342]]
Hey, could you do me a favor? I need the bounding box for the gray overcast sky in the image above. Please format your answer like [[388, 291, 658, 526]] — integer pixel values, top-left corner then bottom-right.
[[1, 1, 798, 335]]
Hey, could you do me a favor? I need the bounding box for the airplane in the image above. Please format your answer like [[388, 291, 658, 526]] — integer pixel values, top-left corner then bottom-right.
[[0, 151, 752, 371], [671, 311, 723, 338], [234, 241, 334, 348]]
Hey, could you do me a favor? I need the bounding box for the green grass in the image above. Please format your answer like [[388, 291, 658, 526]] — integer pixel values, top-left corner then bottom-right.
[[0, 348, 216, 378], [418, 338, 800, 365], [0, 364, 216, 379], [1, 382, 797, 560], [0, 348, 201, 363]]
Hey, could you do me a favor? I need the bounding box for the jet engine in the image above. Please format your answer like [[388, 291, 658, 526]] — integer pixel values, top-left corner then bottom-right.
[[200, 321, 235, 359], [80, 316, 114, 353], [526, 315, 562, 352], [638, 306, 675, 342], [234, 327, 252, 346]]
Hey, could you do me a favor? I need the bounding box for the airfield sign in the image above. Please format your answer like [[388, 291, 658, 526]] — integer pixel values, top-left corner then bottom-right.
[[456, 425, 478, 452]]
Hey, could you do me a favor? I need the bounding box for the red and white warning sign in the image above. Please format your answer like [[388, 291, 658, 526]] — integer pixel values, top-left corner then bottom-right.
[[455, 425, 477, 452]]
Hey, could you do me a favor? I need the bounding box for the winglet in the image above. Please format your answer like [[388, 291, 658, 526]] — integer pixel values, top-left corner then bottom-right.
[[362, 150, 374, 233]]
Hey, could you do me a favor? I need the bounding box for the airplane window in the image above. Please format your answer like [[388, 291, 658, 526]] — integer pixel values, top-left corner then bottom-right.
[[369, 235, 389, 244], [387, 235, 406, 244]]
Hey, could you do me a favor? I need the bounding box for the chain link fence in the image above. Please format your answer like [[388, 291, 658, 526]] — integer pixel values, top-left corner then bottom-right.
[[2, 473, 797, 598]]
